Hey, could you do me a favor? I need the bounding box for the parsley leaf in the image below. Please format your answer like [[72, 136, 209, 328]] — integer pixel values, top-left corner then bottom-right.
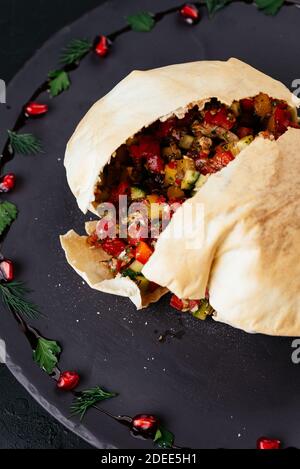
[[205, 0, 233, 16], [0, 201, 17, 235], [127, 12, 155, 32], [154, 426, 174, 448], [255, 0, 284, 15], [48, 70, 71, 97], [33, 337, 61, 374]]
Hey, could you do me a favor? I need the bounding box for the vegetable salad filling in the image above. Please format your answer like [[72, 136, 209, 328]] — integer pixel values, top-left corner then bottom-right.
[[88, 94, 298, 318]]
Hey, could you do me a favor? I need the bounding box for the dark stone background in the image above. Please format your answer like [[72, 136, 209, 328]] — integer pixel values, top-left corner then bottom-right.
[[0, 0, 107, 449]]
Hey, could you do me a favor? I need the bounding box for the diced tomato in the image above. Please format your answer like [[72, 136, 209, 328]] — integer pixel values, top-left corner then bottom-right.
[[135, 241, 153, 264], [289, 121, 300, 129], [157, 117, 177, 138], [213, 149, 234, 169], [157, 195, 166, 204], [237, 126, 253, 139], [147, 154, 164, 173], [110, 181, 130, 203], [198, 149, 234, 174], [168, 160, 177, 169], [240, 98, 254, 112], [274, 99, 288, 110], [274, 106, 292, 134], [204, 107, 235, 130], [129, 136, 161, 159], [170, 294, 184, 311], [188, 300, 200, 310], [101, 238, 127, 257]]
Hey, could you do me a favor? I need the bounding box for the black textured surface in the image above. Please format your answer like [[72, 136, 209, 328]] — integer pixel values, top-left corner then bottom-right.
[[0, 365, 92, 448], [1, 0, 300, 450], [0, 0, 105, 450]]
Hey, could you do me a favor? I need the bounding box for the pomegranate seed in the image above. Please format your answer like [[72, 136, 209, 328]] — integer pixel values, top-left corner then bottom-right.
[[131, 414, 159, 438], [25, 102, 49, 117], [257, 437, 281, 450], [0, 259, 14, 281], [94, 35, 110, 57], [180, 4, 200, 24], [0, 173, 16, 193], [57, 371, 80, 391]]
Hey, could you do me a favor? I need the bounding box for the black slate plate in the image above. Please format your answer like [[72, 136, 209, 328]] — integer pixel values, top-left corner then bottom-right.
[[1, 0, 300, 449]]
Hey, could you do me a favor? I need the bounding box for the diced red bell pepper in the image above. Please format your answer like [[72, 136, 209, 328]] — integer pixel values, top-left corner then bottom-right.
[[135, 241, 153, 264], [237, 126, 253, 139], [188, 300, 200, 311], [240, 98, 254, 112], [130, 136, 161, 159], [204, 107, 235, 130], [101, 238, 127, 257], [198, 149, 234, 175], [110, 181, 130, 203], [170, 294, 184, 311], [147, 154, 164, 173], [157, 117, 177, 138], [168, 160, 177, 169], [212, 149, 234, 171], [274, 106, 292, 134]]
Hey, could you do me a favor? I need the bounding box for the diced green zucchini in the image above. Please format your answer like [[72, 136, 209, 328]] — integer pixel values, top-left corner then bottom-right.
[[232, 135, 254, 156], [192, 300, 214, 320], [193, 174, 209, 193], [135, 275, 150, 293], [179, 134, 194, 150], [129, 260, 144, 273], [131, 186, 146, 200], [181, 170, 200, 190]]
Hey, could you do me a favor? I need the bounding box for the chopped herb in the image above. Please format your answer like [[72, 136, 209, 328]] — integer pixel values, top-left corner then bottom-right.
[[8, 131, 42, 155], [48, 70, 71, 97], [0, 201, 17, 235], [71, 386, 117, 420], [127, 12, 155, 32], [33, 337, 61, 374], [60, 38, 92, 65]]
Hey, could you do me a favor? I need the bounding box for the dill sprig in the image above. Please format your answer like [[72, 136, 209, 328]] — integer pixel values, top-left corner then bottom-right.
[[7, 130, 42, 155], [0, 281, 40, 319], [71, 386, 117, 420], [60, 38, 92, 65]]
